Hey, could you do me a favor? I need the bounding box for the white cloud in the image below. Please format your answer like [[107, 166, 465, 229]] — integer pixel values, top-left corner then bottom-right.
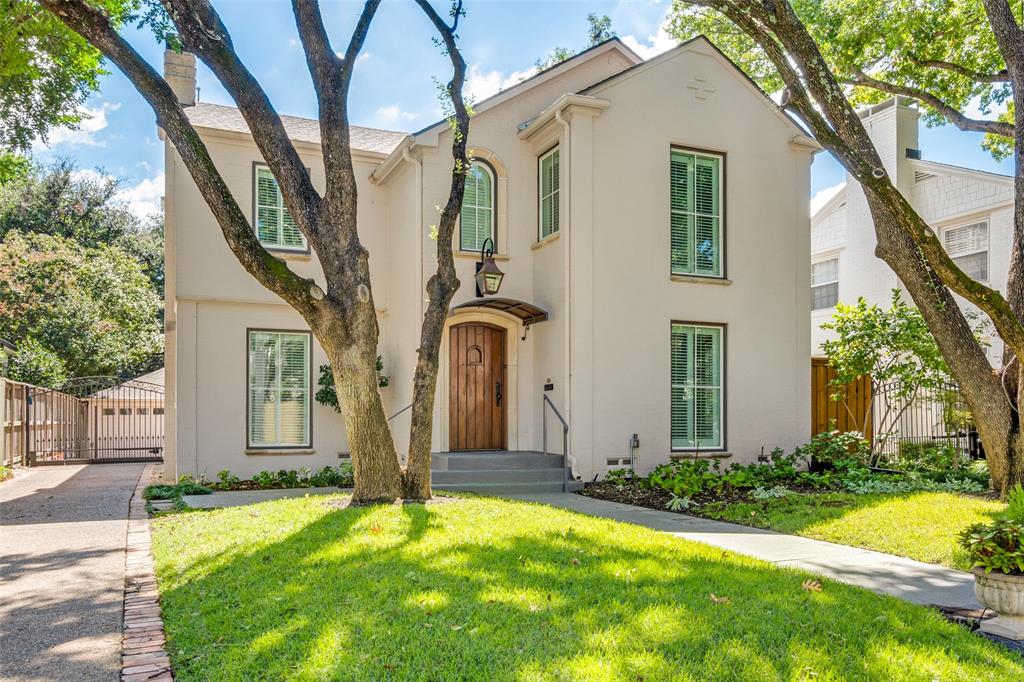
[[35, 101, 121, 149], [116, 172, 165, 219], [810, 182, 845, 216], [374, 105, 419, 127], [621, 19, 677, 61], [464, 64, 537, 103], [356, 52, 372, 67]]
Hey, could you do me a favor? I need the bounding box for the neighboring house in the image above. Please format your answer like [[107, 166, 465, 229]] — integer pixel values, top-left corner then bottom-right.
[[811, 96, 1010, 368], [162, 36, 817, 484]]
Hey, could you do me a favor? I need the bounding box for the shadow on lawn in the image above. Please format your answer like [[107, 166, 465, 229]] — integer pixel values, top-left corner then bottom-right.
[[154, 497, 1022, 681]]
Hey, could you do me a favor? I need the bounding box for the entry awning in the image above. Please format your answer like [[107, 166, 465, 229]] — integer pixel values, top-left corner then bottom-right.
[[450, 298, 549, 327]]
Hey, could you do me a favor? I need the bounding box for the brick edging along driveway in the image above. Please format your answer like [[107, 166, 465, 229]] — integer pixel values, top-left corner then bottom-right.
[[122, 464, 174, 681]]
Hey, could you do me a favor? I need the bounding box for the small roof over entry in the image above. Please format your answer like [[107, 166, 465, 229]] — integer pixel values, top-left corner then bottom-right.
[[450, 298, 549, 327]]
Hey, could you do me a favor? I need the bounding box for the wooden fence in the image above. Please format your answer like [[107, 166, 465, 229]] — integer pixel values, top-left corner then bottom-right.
[[811, 358, 872, 443], [2, 379, 30, 468]]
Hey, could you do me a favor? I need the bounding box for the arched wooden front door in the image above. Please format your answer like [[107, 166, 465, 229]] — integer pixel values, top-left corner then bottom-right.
[[449, 323, 506, 451]]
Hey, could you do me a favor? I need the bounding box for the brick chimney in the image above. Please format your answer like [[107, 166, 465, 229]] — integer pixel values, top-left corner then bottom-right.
[[163, 45, 196, 106]]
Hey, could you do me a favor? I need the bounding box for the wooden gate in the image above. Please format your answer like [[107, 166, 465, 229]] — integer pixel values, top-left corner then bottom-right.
[[811, 358, 872, 442]]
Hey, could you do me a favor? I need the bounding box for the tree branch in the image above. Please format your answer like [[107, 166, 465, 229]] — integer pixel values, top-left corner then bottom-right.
[[163, 0, 324, 250], [846, 71, 1015, 137], [907, 55, 1010, 83], [37, 0, 319, 316]]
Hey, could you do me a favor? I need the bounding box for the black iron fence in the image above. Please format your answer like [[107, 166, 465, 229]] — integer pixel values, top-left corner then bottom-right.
[[869, 380, 984, 463], [25, 376, 164, 465]]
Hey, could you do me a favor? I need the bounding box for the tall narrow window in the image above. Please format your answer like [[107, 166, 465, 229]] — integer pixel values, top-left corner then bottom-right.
[[460, 161, 495, 251], [943, 221, 989, 282], [671, 324, 723, 450], [671, 149, 722, 277], [539, 147, 560, 240], [811, 258, 839, 310], [255, 166, 306, 251], [248, 331, 311, 448]]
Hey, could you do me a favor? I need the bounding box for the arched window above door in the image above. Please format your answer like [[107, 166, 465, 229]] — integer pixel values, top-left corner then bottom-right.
[[460, 161, 496, 252]]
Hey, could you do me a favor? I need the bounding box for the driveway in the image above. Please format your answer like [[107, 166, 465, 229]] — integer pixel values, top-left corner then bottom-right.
[[0, 463, 145, 682]]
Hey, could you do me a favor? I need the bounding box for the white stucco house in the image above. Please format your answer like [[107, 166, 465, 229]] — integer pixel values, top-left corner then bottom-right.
[[162, 37, 817, 489], [811, 96, 1010, 367]]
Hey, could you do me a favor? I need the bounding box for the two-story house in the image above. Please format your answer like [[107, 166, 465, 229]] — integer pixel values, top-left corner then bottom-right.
[[163, 36, 817, 491], [811, 96, 1010, 368]]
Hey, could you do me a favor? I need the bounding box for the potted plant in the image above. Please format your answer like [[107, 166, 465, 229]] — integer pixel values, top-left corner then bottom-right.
[[959, 485, 1024, 640]]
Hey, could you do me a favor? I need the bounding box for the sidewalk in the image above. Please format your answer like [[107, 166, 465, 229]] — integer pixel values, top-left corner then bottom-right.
[[512, 492, 980, 609]]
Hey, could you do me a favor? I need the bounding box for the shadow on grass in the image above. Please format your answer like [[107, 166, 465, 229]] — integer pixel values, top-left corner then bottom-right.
[[151, 496, 1023, 681]]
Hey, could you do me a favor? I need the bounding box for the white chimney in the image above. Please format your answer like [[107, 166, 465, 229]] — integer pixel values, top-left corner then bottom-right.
[[857, 96, 920, 194], [163, 47, 196, 107]]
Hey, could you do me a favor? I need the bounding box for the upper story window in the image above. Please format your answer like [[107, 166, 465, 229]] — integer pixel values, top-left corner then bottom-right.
[[255, 166, 307, 252], [943, 220, 988, 282], [539, 147, 560, 240], [671, 323, 723, 450], [811, 257, 839, 310], [671, 149, 722, 278], [248, 330, 311, 448], [460, 161, 495, 251]]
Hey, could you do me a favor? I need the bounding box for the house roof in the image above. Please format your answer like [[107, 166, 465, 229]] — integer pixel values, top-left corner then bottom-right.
[[90, 368, 164, 400], [811, 184, 848, 222], [184, 102, 409, 155], [908, 158, 1013, 186]]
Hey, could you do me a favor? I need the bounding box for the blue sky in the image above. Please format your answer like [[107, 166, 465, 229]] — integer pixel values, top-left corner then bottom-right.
[[30, 0, 1014, 218]]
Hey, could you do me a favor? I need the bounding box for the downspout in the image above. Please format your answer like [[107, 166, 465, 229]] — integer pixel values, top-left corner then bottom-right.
[[402, 146, 424, 322], [554, 109, 578, 480]]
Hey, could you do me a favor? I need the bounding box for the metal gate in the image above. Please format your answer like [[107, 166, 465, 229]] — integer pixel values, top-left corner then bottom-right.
[[27, 376, 164, 465]]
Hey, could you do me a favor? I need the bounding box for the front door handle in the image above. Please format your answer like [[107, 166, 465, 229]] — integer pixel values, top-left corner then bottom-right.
[[495, 380, 502, 407]]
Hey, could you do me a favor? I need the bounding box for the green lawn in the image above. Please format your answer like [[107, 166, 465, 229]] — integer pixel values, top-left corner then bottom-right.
[[701, 491, 1005, 570], [151, 495, 1023, 681]]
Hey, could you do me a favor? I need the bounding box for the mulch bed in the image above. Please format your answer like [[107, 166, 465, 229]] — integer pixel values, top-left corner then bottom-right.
[[577, 480, 826, 514]]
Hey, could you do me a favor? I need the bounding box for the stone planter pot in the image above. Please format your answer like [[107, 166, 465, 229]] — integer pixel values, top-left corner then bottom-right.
[[973, 567, 1024, 640]]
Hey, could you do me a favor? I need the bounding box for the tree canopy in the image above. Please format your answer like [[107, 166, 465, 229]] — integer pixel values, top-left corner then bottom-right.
[[0, 230, 163, 386], [667, 0, 1014, 157]]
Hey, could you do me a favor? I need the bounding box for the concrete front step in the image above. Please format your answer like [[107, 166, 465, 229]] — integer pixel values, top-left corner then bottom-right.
[[433, 480, 582, 495], [432, 467, 566, 485], [432, 451, 564, 470]]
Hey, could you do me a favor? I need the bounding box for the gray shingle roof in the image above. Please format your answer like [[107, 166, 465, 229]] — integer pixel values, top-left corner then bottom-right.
[[184, 102, 408, 155]]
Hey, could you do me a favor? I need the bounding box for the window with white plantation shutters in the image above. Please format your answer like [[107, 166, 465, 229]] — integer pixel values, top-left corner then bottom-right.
[[248, 331, 311, 448], [539, 148, 560, 239], [671, 149, 722, 277], [811, 258, 839, 310], [460, 162, 495, 251], [255, 167, 306, 251], [671, 324, 723, 450], [943, 221, 989, 282]]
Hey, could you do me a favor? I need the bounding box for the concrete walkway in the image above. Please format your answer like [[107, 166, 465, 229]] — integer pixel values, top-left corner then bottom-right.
[[513, 492, 980, 609], [0, 463, 146, 682]]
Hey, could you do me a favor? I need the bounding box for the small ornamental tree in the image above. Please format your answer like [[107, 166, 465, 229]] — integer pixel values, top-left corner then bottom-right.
[[821, 290, 954, 454], [30, 0, 471, 502]]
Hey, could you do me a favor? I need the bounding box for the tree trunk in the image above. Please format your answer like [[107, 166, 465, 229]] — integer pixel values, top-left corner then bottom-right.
[[321, 330, 401, 503]]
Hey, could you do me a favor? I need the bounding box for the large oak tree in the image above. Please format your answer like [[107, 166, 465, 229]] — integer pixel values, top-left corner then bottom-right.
[[671, 0, 1024, 493], [33, 0, 471, 502]]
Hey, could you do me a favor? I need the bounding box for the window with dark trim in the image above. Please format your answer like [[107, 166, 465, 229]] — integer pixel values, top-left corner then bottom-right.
[[247, 330, 312, 448], [671, 323, 723, 450], [538, 147, 560, 240], [811, 258, 839, 310], [671, 148, 723, 277], [460, 161, 496, 251]]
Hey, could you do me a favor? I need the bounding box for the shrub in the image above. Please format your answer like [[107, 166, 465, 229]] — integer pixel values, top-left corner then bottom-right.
[[215, 469, 240, 490], [644, 459, 722, 498], [891, 441, 967, 472], [253, 471, 275, 488], [842, 473, 984, 495], [796, 430, 870, 472], [143, 481, 212, 500], [308, 464, 355, 488], [752, 485, 792, 500], [603, 468, 634, 488], [0, 465, 12, 482], [959, 518, 1024, 575]]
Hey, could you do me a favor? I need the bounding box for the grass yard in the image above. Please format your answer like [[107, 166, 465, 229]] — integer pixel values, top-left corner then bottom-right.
[[701, 491, 1005, 570], [151, 495, 1023, 681]]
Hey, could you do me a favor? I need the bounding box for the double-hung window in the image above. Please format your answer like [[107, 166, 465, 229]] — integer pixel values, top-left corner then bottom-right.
[[671, 323, 723, 450], [538, 147, 560, 240], [255, 166, 306, 251], [811, 258, 839, 310], [671, 149, 722, 277], [248, 330, 311, 448], [460, 161, 496, 251], [943, 221, 989, 282]]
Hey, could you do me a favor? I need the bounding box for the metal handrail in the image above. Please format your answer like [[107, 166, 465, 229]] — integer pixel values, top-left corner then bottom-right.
[[542, 394, 575, 492], [388, 403, 413, 422]]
